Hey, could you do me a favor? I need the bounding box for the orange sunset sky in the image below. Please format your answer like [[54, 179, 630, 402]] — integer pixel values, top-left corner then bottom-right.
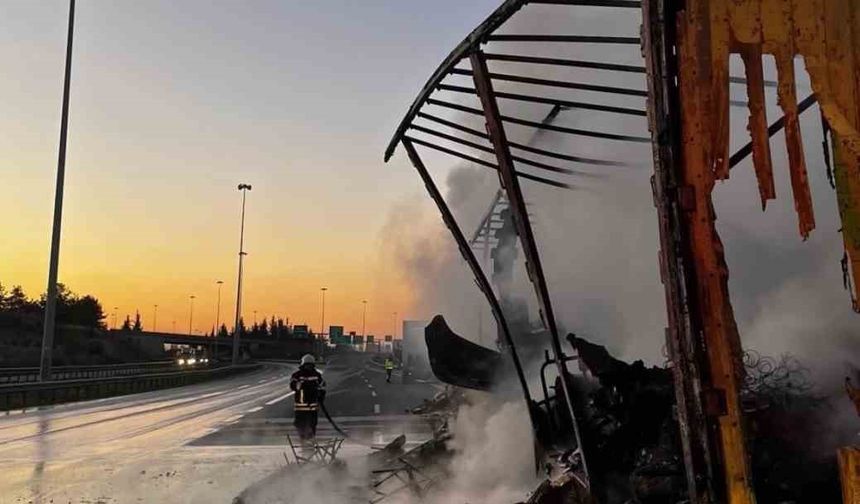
[[1, 1, 504, 337]]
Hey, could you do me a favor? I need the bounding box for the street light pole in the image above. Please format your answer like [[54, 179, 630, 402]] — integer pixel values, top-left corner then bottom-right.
[[112, 307, 118, 330], [361, 300, 367, 337], [215, 280, 223, 333], [392, 311, 398, 338], [153, 304, 158, 332], [233, 184, 252, 365], [189, 295, 195, 335], [320, 287, 328, 340], [39, 0, 76, 382]]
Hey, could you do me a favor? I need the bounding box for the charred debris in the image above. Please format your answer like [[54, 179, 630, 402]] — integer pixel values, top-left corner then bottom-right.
[[384, 0, 860, 502], [415, 321, 851, 504]]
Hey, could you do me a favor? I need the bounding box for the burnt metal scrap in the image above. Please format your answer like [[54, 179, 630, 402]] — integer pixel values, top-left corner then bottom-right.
[[425, 315, 501, 391], [369, 434, 451, 504], [566, 335, 685, 504]]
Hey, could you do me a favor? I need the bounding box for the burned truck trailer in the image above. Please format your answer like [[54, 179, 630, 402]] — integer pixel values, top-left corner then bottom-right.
[[385, 0, 860, 503]]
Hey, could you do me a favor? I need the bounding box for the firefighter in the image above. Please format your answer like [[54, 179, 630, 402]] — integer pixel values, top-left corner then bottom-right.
[[290, 354, 325, 441], [384, 356, 395, 383]]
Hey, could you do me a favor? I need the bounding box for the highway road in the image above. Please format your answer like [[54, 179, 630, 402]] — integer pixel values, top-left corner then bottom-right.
[[0, 354, 440, 504]]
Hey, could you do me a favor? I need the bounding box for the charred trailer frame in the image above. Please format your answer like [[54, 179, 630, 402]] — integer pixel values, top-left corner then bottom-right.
[[386, 0, 860, 503]]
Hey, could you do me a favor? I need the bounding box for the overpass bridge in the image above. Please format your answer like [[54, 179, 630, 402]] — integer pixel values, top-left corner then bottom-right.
[[110, 330, 321, 360]]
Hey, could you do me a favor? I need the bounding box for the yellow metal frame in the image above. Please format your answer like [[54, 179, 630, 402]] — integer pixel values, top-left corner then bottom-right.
[[674, 2, 860, 503]]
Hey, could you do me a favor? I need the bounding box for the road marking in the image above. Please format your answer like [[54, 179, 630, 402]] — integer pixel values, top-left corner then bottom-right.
[[237, 385, 250, 390], [223, 414, 243, 424], [374, 404, 380, 414], [371, 391, 377, 397], [265, 392, 294, 406], [257, 379, 268, 384], [246, 406, 263, 413], [367, 384, 374, 389]]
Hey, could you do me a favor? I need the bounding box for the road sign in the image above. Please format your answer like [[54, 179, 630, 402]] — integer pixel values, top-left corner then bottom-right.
[[330, 325, 347, 345]]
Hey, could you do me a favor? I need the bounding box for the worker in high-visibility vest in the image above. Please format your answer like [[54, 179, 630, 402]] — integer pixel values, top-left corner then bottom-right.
[[384, 357, 395, 383], [290, 354, 325, 440]]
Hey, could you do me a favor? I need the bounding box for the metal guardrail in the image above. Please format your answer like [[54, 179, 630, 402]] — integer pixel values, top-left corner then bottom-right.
[[0, 363, 261, 412], [0, 360, 183, 384]]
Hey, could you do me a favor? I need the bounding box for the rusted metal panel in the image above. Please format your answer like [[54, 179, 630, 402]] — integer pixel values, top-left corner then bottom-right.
[[640, 0, 720, 495], [838, 447, 860, 504], [676, 2, 757, 503], [739, 44, 776, 208], [777, 53, 816, 239], [711, 0, 732, 180], [819, 0, 860, 311], [833, 135, 860, 312], [727, 0, 762, 44], [792, 0, 860, 157]]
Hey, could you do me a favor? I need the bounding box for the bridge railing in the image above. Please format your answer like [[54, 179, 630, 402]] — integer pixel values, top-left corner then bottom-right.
[[0, 360, 201, 384]]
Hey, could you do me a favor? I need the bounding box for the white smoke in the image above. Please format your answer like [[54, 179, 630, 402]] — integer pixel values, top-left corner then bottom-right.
[[379, 6, 859, 382], [379, 395, 539, 504]]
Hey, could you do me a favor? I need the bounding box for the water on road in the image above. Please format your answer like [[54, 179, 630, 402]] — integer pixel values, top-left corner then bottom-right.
[[0, 356, 439, 504]]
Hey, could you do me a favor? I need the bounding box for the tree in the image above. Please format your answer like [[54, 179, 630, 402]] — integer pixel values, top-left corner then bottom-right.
[[68, 295, 106, 329], [6, 285, 31, 313], [270, 316, 278, 338], [132, 311, 143, 331], [217, 324, 229, 338], [259, 318, 269, 339], [121, 315, 132, 331], [276, 318, 289, 338], [0, 282, 8, 311]]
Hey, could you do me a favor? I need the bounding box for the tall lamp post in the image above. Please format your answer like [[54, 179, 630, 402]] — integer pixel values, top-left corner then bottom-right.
[[213, 280, 223, 359], [392, 311, 398, 338], [215, 280, 223, 333], [39, 0, 76, 381], [153, 304, 158, 332], [112, 307, 118, 330], [233, 183, 252, 365], [361, 300, 367, 337], [319, 287, 328, 340], [188, 295, 195, 335]]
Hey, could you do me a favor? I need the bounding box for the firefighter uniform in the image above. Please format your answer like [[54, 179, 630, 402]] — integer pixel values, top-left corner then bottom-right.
[[290, 356, 325, 440], [384, 357, 395, 383]]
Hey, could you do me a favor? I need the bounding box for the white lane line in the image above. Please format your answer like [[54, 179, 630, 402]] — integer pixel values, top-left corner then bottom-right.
[[257, 379, 267, 384], [246, 406, 263, 413], [371, 391, 377, 397], [373, 404, 380, 414], [265, 392, 295, 406], [223, 414, 243, 424], [237, 385, 250, 390], [197, 391, 224, 400]]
